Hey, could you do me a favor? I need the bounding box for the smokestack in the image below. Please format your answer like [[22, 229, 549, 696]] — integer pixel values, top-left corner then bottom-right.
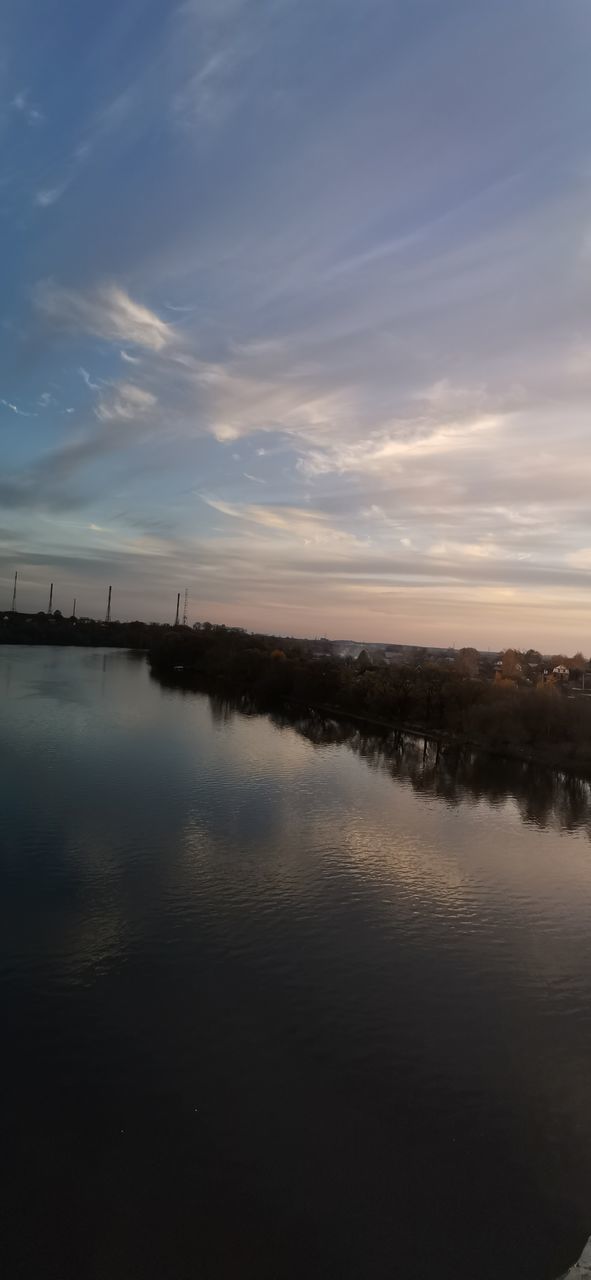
[[105, 585, 112, 624], [72, 598, 77, 619], [48, 583, 53, 615], [174, 592, 180, 627], [11, 571, 17, 613]]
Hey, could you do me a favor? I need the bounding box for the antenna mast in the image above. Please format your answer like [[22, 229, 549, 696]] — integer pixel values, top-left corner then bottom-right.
[[11, 571, 17, 613], [174, 592, 180, 627], [182, 588, 188, 627], [105, 585, 112, 624]]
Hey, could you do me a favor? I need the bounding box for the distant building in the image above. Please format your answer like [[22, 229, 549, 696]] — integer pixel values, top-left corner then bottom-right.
[[553, 664, 569, 682]]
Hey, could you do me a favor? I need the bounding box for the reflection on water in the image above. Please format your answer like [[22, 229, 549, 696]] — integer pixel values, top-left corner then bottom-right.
[[271, 706, 591, 835], [2, 647, 591, 1280], [189, 684, 591, 836]]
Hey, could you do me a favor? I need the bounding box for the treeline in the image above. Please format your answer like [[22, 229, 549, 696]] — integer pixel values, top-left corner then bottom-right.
[[0, 610, 164, 649], [150, 624, 591, 774]]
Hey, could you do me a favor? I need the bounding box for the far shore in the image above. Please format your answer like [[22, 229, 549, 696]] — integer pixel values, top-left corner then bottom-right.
[[153, 666, 591, 783]]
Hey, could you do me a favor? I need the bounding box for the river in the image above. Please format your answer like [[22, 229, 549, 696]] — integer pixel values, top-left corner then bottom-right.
[[1, 645, 591, 1279]]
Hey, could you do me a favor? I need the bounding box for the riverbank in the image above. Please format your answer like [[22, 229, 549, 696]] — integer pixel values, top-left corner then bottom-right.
[[300, 701, 591, 781], [0, 612, 154, 649], [6, 617, 591, 779], [152, 662, 591, 783]]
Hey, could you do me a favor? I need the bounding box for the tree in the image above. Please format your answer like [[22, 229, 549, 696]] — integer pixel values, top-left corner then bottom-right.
[[501, 648, 522, 679], [355, 649, 372, 673], [455, 647, 479, 678]]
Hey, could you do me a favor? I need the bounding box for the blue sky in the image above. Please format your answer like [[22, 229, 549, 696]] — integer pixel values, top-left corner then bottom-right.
[[2, 0, 591, 647]]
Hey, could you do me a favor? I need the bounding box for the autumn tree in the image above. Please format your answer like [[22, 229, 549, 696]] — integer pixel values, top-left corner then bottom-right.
[[501, 648, 523, 679]]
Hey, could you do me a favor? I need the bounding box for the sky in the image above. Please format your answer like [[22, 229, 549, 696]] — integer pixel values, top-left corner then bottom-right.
[[2, 0, 591, 648]]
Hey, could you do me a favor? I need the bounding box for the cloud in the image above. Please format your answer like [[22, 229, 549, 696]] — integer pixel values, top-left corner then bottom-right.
[[171, 0, 259, 129], [34, 182, 69, 208], [173, 48, 243, 126], [200, 496, 365, 547], [79, 367, 102, 392], [35, 281, 172, 352], [10, 89, 43, 125], [565, 548, 591, 571], [1, 398, 37, 417], [297, 414, 499, 478], [4, 0, 591, 645], [94, 382, 157, 423]]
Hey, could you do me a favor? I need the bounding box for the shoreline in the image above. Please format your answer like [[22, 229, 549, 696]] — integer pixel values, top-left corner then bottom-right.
[[299, 701, 591, 781], [152, 668, 591, 783]]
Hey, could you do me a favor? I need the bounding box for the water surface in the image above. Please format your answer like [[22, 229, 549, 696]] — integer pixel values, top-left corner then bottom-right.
[[1, 645, 591, 1279]]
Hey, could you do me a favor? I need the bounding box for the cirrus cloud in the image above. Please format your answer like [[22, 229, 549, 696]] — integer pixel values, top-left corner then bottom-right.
[[34, 281, 172, 352]]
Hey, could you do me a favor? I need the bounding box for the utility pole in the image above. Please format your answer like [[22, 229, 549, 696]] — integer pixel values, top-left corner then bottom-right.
[[174, 592, 180, 627], [105, 585, 112, 625], [182, 588, 188, 627], [48, 583, 53, 615], [11, 571, 17, 613]]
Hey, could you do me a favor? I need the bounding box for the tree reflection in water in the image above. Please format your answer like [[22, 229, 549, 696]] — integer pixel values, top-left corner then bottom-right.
[[211, 696, 591, 839]]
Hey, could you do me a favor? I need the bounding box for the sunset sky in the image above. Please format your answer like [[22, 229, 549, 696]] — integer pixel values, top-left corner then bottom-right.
[[2, 0, 591, 647]]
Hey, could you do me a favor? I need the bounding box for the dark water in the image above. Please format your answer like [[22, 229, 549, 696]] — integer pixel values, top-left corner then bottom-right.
[[2, 647, 591, 1280]]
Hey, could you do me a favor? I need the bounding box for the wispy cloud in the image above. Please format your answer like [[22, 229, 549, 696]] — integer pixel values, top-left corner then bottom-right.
[[34, 181, 69, 208], [94, 382, 157, 423], [200, 497, 365, 547], [164, 302, 196, 314], [3, 0, 591, 643], [1, 398, 37, 418], [79, 367, 102, 392], [10, 89, 43, 125], [35, 282, 172, 352], [171, 0, 258, 129]]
